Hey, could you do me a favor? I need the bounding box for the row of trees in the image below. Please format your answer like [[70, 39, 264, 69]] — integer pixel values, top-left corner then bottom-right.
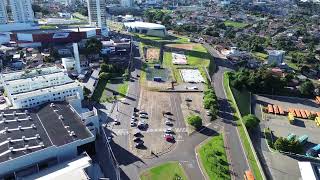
[[274, 136, 303, 154], [203, 87, 218, 120], [144, 9, 172, 28], [99, 63, 128, 80], [228, 68, 316, 97]]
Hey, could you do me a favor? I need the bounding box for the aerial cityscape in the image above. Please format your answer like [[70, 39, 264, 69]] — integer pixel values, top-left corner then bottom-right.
[[0, 0, 319, 179]]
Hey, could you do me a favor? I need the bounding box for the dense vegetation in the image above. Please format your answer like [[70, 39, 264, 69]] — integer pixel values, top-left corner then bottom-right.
[[243, 114, 260, 130], [187, 115, 203, 130], [274, 136, 303, 154], [203, 87, 218, 120]]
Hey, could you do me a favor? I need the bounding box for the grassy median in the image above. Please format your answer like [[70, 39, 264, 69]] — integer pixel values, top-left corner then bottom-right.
[[223, 72, 264, 180], [198, 134, 231, 180], [140, 162, 187, 180]]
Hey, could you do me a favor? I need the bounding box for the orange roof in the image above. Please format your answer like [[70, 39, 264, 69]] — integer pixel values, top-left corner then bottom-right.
[[244, 170, 255, 180]]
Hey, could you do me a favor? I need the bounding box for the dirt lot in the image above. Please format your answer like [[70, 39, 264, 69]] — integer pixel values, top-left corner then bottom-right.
[[165, 43, 196, 50], [146, 48, 160, 61], [128, 89, 188, 158]]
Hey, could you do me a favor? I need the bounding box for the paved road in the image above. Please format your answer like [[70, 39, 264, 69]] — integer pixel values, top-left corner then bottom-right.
[[205, 44, 250, 179]]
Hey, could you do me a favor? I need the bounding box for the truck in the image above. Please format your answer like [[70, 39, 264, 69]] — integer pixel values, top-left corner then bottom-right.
[[306, 144, 320, 157]]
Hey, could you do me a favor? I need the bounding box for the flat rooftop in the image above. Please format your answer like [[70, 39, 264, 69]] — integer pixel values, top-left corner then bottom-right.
[[11, 27, 99, 34], [124, 21, 165, 29], [0, 102, 92, 163]]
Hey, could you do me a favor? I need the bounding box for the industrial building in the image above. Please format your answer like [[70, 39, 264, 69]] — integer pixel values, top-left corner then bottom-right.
[[124, 21, 167, 37], [0, 102, 96, 179]]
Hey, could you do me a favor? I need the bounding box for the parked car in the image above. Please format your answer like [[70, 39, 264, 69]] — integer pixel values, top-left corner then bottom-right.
[[165, 128, 173, 134], [165, 120, 173, 126], [186, 86, 198, 90], [164, 134, 174, 142], [0, 97, 5, 104], [134, 107, 139, 112], [114, 119, 120, 125], [130, 122, 136, 127], [140, 111, 148, 115], [140, 114, 148, 119], [306, 144, 320, 157], [133, 137, 143, 142], [135, 141, 144, 148], [134, 132, 142, 137]]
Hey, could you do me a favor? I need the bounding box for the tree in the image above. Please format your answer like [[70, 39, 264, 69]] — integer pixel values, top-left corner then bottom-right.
[[187, 115, 202, 129], [85, 38, 102, 55], [274, 137, 303, 154], [99, 72, 110, 80], [299, 80, 314, 97], [243, 114, 260, 130]]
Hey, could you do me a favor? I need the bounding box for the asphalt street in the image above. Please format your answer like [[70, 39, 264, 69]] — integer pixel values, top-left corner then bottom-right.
[[205, 44, 250, 179]]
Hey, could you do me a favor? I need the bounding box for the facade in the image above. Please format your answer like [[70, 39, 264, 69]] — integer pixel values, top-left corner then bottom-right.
[[0, 0, 8, 24], [0, 102, 96, 179], [268, 50, 285, 65], [3, 68, 84, 109], [124, 21, 167, 37], [121, 0, 134, 7], [9, 0, 35, 23], [87, 0, 107, 28]]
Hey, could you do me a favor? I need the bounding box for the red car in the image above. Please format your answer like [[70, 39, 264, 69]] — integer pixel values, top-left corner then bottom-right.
[[164, 134, 174, 142]]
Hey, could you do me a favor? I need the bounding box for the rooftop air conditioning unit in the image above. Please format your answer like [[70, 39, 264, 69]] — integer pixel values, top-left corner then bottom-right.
[[59, 115, 63, 120], [50, 103, 55, 107], [22, 136, 26, 141], [16, 117, 20, 122], [13, 111, 16, 116], [5, 127, 9, 132], [24, 110, 29, 114], [27, 116, 32, 121], [36, 134, 40, 139], [7, 138, 11, 142], [18, 126, 22, 130], [31, 124, 36, 129], [69, 131, 76, 137], [24, 145, 29, 150], [39, 142, 45, 147], [9, 147, 14, 152]]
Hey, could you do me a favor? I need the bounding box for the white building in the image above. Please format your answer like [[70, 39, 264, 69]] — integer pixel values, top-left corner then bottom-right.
[[0, 0, 8, 24], [9, 0, 35, 23], [124, 21, 167, 37], [0, 102, 96, 179], [2, 67, 84, 109], [87, 0, 106, 28], [268, 50, 285, 65], [121, 0, 134, 7]]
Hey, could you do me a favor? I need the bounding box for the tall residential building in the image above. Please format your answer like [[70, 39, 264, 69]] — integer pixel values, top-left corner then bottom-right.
[[0, 0, 8, 24], [121, 0, 133, 7], [9, 0, 34, 23], [87, 0, 106, 28]]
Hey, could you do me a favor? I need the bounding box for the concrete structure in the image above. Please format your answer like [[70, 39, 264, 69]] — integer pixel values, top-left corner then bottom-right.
[[298, 161, 320, 180], [121, 0, 134, 7], [124, 21, 167, 37], [268, 50, 285, 65], [2, 67, 84, 109], [0, 0, 8, 24], [87, 0, 106, 28], [73, 43, 81, 74], [9, 0, 35, 23], [0, 102, 96, 179], [172, 52, 187, 65], [180, 69, 205, 83]]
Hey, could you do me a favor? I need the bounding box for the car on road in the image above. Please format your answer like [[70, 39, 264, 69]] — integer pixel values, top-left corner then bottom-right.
[[114, 119, 120, 125], [165, 128, 173, 134], [140, 114, 148, 119], [138, 122, 148, 129], [164, 134, 174, 142], [185, 86, 198, 90], [165, 120, 173, 126], [130, 122, 136, 127]]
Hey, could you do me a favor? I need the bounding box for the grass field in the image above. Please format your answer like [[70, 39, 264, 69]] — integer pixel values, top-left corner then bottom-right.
[[253, 52, 268, 61], [199, 134, 231, 180], [118, 81, 128, 97], [223, 72, 264, 180], [140, 162, 187, 180], [231, 87, 251, 116], [224, 20, 248, 29], [92, 79, 113, 103]]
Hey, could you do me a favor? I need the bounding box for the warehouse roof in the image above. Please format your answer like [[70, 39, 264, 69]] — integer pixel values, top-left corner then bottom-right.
[[0, 102, 92, 163]]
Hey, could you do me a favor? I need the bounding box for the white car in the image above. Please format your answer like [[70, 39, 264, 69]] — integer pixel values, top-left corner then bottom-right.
[[165, 128, 173, 134], [130, 122, 136, 127], [186, 86, 198, 90], [165, 120, 173, 126], [140, 114, 148, 119]]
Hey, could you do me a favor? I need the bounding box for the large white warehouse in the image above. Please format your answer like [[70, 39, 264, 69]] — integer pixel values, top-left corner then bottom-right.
[[124, 21, 167, 37]]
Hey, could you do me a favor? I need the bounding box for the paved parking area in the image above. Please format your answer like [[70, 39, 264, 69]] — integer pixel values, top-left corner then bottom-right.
[[127, 89, 188, 158], [253, 94, 320, 180]]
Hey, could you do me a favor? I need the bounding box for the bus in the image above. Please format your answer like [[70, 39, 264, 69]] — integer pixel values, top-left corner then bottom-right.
[[306, 144, 320, 157]]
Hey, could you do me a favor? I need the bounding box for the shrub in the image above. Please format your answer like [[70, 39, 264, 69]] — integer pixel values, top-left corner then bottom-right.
[[274, 137, 303, 154], [243, 114, 260, 130], [187, 115, 203, 129]]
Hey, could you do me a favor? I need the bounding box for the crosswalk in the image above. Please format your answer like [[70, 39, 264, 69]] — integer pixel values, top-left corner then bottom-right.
[[110, 127, 187, 136]]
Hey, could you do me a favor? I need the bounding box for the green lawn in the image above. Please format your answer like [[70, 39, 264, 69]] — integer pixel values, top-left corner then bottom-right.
[[91, 79, 113, 103], [140, 162, 187, 180], [118, 81, 128, 97], [40, 25, 57, 29], [253, 52, 268, 61], [223, 72, 264, 180], [199, 134, 231, 180], [224, 20, 248, 29], [231, 87, 251, 116]]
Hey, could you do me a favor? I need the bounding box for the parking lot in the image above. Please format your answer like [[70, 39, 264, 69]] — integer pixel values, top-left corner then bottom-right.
[[128, 89, 188, 158], [253, 94, 320, 180]]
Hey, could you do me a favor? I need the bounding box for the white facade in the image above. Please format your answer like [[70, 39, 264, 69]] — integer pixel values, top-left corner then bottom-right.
[[121, 0, 133, 7], [87, 0, 107, 28], [124, 21, 167, 37], [9, 0, 35, 23], [268, 50, 285, 65], [0, 0, 8, 24]]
